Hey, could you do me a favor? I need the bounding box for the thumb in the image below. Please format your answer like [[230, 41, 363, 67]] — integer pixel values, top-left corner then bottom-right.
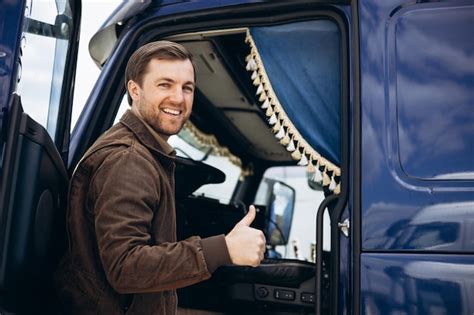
[[237, 205, 256, 227]]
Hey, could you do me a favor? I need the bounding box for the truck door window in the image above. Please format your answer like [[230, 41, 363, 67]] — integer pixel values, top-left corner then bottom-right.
[[169, 135, 241, 203], [391, 5, 474, 180], [15, 0, 74, 139], [255, 166, 330, 261]]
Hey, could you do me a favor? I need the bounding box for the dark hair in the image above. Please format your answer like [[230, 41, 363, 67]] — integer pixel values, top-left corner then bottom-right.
[[125, 40, 195, 105]]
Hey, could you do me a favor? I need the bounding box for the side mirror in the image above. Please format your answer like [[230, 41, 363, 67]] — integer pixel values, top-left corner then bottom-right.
[[266, 179, 296, 247], [306, 170, 324, 191]]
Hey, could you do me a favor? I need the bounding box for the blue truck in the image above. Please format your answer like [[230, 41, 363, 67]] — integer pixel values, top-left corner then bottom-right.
[[0, 0, 473, 314]]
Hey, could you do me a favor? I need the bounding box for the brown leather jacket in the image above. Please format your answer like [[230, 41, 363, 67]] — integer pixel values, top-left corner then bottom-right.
[[55, 110, 230, 314]]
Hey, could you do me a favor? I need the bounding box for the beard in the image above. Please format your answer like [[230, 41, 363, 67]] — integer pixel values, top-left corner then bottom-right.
[[137, 100, 190, 137]]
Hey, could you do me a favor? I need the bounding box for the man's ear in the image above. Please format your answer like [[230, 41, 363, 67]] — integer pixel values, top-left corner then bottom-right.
[[127, 80, 140, 103]]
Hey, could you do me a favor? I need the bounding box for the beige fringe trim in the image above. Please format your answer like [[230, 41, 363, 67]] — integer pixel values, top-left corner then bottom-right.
[[182, 121, 253, 179], [245, 29, 341, 194]]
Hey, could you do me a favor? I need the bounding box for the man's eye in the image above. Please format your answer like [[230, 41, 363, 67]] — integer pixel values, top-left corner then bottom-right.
[[184, 86, 194, 93], [158, 83, 170, 88]]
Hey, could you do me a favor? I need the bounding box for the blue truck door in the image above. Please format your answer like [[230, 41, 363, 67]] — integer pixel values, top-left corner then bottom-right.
[[357, 0, 474, 314], [0, 0, 81, 312]]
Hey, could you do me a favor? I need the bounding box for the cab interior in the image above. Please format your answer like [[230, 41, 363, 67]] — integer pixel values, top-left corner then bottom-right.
[[0, 4, 345, 314], [161, 28, 332, 314]]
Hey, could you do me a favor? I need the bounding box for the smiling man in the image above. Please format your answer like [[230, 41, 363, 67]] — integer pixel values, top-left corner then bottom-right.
[[55, 41, 266, 315], [127, 54, 195, 138]]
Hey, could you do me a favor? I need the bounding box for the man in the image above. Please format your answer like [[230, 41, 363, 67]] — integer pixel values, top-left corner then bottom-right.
[[55, 41, 266, 314]]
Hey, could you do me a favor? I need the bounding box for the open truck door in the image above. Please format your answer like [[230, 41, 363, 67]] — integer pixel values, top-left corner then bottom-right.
[[0, 0, 81, 313]]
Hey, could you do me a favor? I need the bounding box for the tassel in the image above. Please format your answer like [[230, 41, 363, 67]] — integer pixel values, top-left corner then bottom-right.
[[307, 157, 315, 173], [269, 113, 277, 125], [334, 183, 341, 194], [329, 176, 337, 191], [261, 98, 270, 109], [280, 133, 291, 146], [246, 59, 257, 71], [265, 106, 273, 117], [323, 171, 331, 186], [292, 149, 302, 161], [253, 75, 261, 85], [313, 167, 323, 183], [245, 54, 252, 62], [251, 70, 257, 81], [297, 152, 308, 166], [272, 120, 281, 133], [256, 83, 264, 95], [275, 125, 285, 139], [245, 59, 251, 71], [286, 140, 296, 152], [258, 91, 267, 103]]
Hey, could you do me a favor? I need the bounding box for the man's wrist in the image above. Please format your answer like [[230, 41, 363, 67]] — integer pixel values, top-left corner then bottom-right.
[[201, 234, 232, 273]]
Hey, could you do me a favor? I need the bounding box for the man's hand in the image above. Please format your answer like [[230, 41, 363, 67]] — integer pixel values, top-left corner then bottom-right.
[[225, 205, 266, 267]]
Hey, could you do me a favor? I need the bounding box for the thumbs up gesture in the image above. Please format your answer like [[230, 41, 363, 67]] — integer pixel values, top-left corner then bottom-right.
[[225, 205, 266, 267]]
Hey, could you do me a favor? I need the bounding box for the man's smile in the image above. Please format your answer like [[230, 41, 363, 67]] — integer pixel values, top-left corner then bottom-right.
[[161, 107, 182, 116]]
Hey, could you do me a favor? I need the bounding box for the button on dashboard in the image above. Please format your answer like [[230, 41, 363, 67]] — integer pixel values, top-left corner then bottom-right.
[[301, 292, 315, 304], [256, 286, 269, 298], [274, 289, 295, 301]]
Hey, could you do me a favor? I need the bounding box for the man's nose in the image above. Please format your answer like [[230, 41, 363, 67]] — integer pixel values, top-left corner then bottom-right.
[[169, 86, 185, 104]]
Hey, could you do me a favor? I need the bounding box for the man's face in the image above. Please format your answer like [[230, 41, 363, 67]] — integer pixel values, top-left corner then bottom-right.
[[128, 58, 195, 139]]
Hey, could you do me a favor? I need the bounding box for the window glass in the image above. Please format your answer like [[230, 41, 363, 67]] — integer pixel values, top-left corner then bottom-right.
[[71, 2, 119, 129], [114, 95, 129, 124], [16, 0, 73, 139], [255, 166, 329, 261], [168, 136, 241, 203], [394, 5, 474, 180]]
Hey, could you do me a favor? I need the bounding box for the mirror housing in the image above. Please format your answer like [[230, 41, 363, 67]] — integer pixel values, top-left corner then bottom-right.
[[306, 170, 324, 191], [260, 179, 296, 247]]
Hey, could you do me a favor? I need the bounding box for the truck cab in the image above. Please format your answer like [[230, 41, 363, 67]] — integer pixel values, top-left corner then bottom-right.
[[0, 0, 473, 314]]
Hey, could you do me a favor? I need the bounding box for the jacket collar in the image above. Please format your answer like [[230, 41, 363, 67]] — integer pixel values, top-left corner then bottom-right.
[[120, 110, 176, 161]]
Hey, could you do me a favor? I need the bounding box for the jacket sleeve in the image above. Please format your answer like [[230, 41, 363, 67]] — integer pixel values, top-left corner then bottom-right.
[[89, 147, 214, 294]]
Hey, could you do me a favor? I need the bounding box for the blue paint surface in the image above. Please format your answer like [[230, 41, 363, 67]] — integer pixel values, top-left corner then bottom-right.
[[360, 0, 474, 251], [360, 1, 474, 313], [0, 0, 24, 114], [361, 253, 474, 314]]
